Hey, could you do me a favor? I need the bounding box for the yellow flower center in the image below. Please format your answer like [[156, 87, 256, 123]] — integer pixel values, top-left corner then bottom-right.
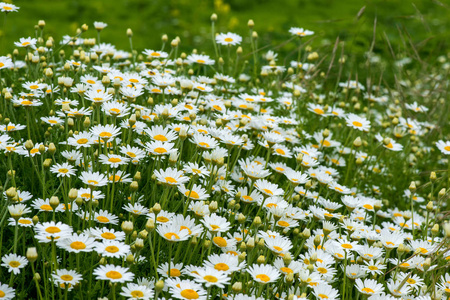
[[46, 226, 61, 233], [156, 216, 169, 223], [275, 148, 286, 155], [154, 147, 167, 154], [313, 108, 324, 114], [165, 176, 177, 184], [70, 241, 86, 250], [153, 134, 168, 141], [224, 37, 233, 42], [185, 190, 200, 199], [352, 121, 363, 127], [130, 290, 144, 298], [60, 274, 73, 281], [164, 232, 180, 240], [40, 204, 53, 211], [341, 243, 353, 249], [105, 246, 120, 253], [99, 132, 112, 138], [21, 100, 33, 105], [273, 246, 283, 252], [180, 289, 199, 299], [213, 236, 227, 247], [214, 263, 229, 271], [9, 261, 20, 268], [108, 157, 122, 163], [96, 216, 110, 223], [256, 274, 270, 282], [361, 287, 375, 294], [280, 267, 293, 274], [105, 270, 122, 279], [277, 220, 289, 227], [77, 138, 89, 144], [168, 268, 181, 277], [101, 232, 116, 240], [262, 189, 273, 195], [204, 275, 218, 282]]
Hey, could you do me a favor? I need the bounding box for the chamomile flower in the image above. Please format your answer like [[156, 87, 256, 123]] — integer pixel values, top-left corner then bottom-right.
[[154, 167, 189, 186], [192, 267, 230, 288], [345, 113, 371, 132], [57, 233, 96, 253], [94, 264, 134, 283], [67, 132, 94, 148], [50, 162, 76, 177], [254, 179, 284, 197], [168, 279, 207, 300], [52, 269, 82, 290], [355, 278, 384, 296], [94, 210, 119, 225], [120, 283, 154, 300], [34, 221, 73, 241], [95, 240, 131, 258], [89, 227, 126, 241], [0, 283, 15, 300], [1, 254, 28, 275], [204, 253, 245, 274], [157, 223, 190, 242], [216, 32, 242, 46], [99, 153, 129, 168], [14, 37, 37, 49], [187, 54, 215, 65], [201, 213, 231, 233], [436, 140, 450, 155], [247, 264, 280, 284], [80, 171, 108, 188], [289, 27, 314, 37], [178, 184, 209, 201]]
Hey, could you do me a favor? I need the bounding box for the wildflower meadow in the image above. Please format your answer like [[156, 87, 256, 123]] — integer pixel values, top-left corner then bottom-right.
[[0, 1, 449, 300]]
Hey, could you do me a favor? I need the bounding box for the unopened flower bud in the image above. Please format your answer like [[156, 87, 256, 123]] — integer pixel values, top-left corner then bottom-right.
[[150, 205, 162, 220], [256, 255, 265, 265], [232, 282, 242, 293], [430, 171, 437, 181], [426, 201, 433, 212], [155, 280, 164, 293], [26, 247, 38, 262], [121, 221, 133, 234], [353, 137, 362, 147], [443, 222, 450, 238], [144, 219, 155, 233], [49, 196, 60, 209], [431, 224, 439, 236], [409, 181, 416, 193]]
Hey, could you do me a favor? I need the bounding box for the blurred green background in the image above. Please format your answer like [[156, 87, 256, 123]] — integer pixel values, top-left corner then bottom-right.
[[1, 0, 449, 62]]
